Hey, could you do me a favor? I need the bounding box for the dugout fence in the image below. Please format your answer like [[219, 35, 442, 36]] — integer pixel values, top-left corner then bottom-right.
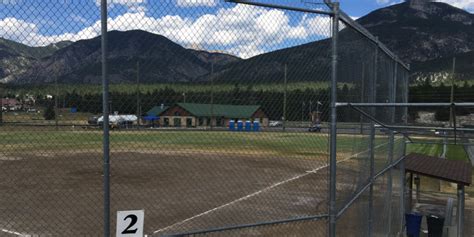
[[0, 0, 411, 236]]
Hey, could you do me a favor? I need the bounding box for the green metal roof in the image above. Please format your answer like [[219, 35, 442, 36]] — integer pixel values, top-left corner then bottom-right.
[[146, 106, 169, 116], [176, 103, 262, 118]]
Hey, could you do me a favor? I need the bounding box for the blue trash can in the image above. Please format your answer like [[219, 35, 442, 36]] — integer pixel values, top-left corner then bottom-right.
[[253, 121, 260, 132], [245, 120, 251, 131], [229, 120, 235, 131], [237, 120, 243, 131], [405, 213, 423, 237]]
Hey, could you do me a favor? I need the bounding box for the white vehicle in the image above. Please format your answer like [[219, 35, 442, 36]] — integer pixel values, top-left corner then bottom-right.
[[269, 120, 282, 127], [97, 115, 138, 128]]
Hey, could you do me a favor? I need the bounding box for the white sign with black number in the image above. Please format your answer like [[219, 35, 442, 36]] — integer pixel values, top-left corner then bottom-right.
[[116, 210, 144, 237]]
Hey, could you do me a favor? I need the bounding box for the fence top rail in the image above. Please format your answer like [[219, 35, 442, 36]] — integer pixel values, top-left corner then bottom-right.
[[226, 0, 334, 15]]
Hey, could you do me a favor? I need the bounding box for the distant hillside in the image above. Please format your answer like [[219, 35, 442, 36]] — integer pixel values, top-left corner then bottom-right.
[[0, 38, 72, 59], [211, 1, 474, 84], [358, 1, 474, 63], [3, 30, 241, 84], [0, 38, 72, 83], [1, 1, 473, 85], [411, 50, 474, 84]]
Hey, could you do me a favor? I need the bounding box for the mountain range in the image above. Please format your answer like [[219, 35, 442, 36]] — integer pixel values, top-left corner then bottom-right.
[[0, 0, 472, 85]]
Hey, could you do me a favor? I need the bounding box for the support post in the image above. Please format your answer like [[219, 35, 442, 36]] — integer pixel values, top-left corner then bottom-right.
[[55, 75, 59, 130], [367, 39, 379, 237], [449, 57, 456, 127], [386, 60, 397, 236], [210, 63, 214, 131], [399, 159, 406, 235], [328, 3, 339, 237], [136, 61, 141, 130], [415, 175, 420, 204], [0, 85, 3, 126], [408, 173, 413, 212], [101, 0, 110, 236], [457, 184, 464, 237], [283, 64, 287, 132]]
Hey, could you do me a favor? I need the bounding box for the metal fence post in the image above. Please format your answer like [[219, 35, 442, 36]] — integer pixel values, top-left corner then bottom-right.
[[101, 0, 111, 236], [367, 41, 378, 237], [386, 60, 397, 236], [457, 185, 465, 237], [329, 2, 339, 237], [0, 85, 3, 126], [399, 157, 406, 235]]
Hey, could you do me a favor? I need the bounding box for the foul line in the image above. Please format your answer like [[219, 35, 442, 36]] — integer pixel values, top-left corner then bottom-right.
[[153, 140, 394, 234], [1, 229, 26, 236]]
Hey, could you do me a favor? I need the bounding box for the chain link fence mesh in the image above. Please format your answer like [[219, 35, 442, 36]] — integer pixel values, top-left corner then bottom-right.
[[0, 1, 410, 236], [334, 12, 409, 237]]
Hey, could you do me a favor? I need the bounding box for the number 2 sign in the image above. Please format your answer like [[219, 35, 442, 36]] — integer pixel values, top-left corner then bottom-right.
[[116, 210, 144, 237]]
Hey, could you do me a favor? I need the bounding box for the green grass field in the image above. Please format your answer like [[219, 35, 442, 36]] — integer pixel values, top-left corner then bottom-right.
[[0, 129, 393, 161], [1, 127, 468, 162], [406, 143, 470, 162], [407, 141, 473, 196]]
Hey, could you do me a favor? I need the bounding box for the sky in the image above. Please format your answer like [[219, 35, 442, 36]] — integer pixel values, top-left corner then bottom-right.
[[0, 0, 473, 58]]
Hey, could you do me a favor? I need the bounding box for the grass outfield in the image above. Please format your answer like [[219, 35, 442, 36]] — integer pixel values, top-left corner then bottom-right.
[[0, 129, 394, 159], [2, 128, 460, 161], [406, 143, 470, 162]]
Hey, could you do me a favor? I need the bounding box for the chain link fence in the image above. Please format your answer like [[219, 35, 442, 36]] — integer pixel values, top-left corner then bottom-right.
[[0, 0, 409, 236]]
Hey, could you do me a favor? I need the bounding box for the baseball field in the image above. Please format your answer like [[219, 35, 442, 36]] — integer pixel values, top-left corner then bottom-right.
[[0, 127, 400, 236]]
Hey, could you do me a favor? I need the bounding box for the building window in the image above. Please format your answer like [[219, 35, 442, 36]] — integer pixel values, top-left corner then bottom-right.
[[186, 118, 193, 128], [198, 117, 204, 126], [174, 118, 181, 127], [216, 117, 224, 127]]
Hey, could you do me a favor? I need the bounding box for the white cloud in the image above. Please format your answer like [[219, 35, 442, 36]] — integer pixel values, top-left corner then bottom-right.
[[176, 0, 218, 7], [0, 17, 101, 46], [375, 0, 404, 6], [435, 0, 474, 11], [95, 0, 147, 13], [376, 0, 392, 4], [72, 15, 89, 24], [0, 4, 331, 58]]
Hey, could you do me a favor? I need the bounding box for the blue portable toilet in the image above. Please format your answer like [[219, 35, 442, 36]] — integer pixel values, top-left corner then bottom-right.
[[237, 120, 243, 131], [405, 213, 423, 237], [253, 121, 260, 132], [229, 120, 235, 131], [245, 120, 251, 131]]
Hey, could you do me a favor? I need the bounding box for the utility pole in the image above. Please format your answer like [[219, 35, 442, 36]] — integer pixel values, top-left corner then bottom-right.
[[55, 75, 59, 130], [360, 63, 365, 134], [449, 57, 456, 127], [283, 64, 288, 132], [210, 62, 214, 130], [0, 84, 3, 126], [136, 61, 141, 130], [301, 101, 305, 126]]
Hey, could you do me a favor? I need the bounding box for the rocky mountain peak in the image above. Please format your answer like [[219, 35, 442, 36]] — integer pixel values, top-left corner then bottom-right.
[[407, 0, 431, 10], [358, 1, 474, 63]]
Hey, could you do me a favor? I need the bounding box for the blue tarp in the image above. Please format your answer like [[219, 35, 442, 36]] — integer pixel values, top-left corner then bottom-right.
[[143, 116, 159, 121]]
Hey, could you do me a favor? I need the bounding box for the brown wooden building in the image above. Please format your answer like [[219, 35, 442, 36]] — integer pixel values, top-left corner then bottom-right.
[[159, 103, 269, 127]]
